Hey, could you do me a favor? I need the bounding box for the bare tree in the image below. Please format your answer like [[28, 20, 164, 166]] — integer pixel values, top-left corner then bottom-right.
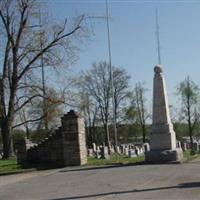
[[78, 61, 131, 152], [16, 87, 64, 132], [79, 62, 112, 151], [78, 92, 99, 147], [177, 76, 200, 152], [0, 0, 87, 158], [113, 68, 131, 125], [127, 82, 149, 143]]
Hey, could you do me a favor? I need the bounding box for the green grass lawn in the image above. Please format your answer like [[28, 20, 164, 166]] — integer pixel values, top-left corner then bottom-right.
[[87, 153, 145, 166], [0, 150, 199, 175], [0, 159, 24, 175], [0, 155, 144, 175], [183, 150, 199, 162], [87, 150, 200, 166]]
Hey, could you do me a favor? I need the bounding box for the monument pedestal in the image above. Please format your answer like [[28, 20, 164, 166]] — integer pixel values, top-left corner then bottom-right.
[[145, 65, 183, 163], [146, 148, 183, 163]]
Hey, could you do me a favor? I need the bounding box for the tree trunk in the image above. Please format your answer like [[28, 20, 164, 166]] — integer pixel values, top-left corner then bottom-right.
[[187, 103, 194, 151], [87, 126, 93, 148], [92, 126, 96, 144], [189, 132, 193, 150], [104, 123, 111, 154], [142, 124, 146, 143], [1, 118, 14, 159], [2, 88, 17, 159], [188, 121, 194, 151]]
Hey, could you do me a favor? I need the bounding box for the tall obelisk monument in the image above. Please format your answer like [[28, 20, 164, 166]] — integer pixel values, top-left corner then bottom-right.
[[145, 9, 183, 163], [145, 66, 183, 163]]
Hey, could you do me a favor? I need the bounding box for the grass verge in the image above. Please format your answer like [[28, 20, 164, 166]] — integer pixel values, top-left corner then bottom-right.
[[0, 150, 198, 175], [0, 159, 27, 175], [183, 150, 199, 163], [88, 150, 200, 166], [87, 153, 145, 166]]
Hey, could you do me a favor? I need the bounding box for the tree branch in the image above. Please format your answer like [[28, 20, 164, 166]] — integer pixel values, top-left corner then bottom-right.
[[18, 21, 82, 81], [12, 115, 46, 129], [15, 94, 44, 113]]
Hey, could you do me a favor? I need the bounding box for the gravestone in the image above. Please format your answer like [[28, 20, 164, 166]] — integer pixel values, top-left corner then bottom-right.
[[92, 143, 97, 153], [95, 152, 101, 159], [116, 146, 120, 154], [88, 148, 93, 157], [145, 65, 183, 163], [95, 146, 101, 159], [143, 143, 150, 152], [128, 149, 136, 158], [181, 142, 187, 152], [100, 146, 110, 159], [194, 142, 199, 152], [138, 147, 144, 155], [177, 141, 181, 148], [110, 145, 115, 154], [124, 147, 129, 156], [0, 144, 3, 158], [135, 146, 139, 156], [120, 145, 125, 154]]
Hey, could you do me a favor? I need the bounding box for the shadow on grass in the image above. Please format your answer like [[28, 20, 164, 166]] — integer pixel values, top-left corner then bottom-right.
[[48, 182, 200, 200]]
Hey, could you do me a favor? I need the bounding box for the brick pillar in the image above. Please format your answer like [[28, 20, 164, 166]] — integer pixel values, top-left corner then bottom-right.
[[62, 110, 87, 166]]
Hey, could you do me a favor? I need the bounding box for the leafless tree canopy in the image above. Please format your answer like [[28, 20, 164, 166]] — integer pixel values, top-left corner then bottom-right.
[[76, 61, 131, 149], [0, 0, 88, 158], [177, 76, 200, 151]]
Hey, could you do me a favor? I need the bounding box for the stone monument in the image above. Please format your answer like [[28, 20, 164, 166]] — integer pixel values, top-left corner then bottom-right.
[[145, 65, 183, 163], [62, 110, 87, 166]]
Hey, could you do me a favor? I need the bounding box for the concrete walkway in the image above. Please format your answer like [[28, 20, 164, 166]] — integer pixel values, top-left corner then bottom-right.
[[0, 161, 200, 200]]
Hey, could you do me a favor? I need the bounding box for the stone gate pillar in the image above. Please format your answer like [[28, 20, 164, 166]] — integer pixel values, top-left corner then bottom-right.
[[62, 110, 87, 166], [145, 65, 183, 163]]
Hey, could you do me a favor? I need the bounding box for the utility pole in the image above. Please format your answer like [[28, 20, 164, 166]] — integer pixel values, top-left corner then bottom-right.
[[39, 10, 48, 130], [105, 0, 118, 151], [155, 8, 161, 65]]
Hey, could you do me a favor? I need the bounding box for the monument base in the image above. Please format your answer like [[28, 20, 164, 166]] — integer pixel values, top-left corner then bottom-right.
[[145, 148, 183, 163]]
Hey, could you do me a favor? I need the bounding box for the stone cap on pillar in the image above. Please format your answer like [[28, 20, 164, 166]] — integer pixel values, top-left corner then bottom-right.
[[62, 110, 81, 119], [154, 65, 163, 74]]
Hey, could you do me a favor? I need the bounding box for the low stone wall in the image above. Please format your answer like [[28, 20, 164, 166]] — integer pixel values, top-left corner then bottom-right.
[[18, 110, 87, 166], [27, 128, 64, 166]]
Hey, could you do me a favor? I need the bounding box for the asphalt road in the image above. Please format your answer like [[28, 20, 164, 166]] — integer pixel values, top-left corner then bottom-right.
[[1, 160, 200, 200]]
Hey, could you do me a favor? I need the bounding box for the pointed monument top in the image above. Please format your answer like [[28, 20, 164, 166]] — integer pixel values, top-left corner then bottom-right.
[[154, 65, 163, 73]]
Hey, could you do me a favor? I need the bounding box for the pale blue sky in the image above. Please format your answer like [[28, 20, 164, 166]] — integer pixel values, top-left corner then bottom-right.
[[46, 0, 200, 107]]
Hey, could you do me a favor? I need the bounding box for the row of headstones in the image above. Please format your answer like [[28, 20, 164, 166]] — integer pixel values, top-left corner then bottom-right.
[[88, 141, 200, 159], [182, 141, 200, 152], [177, 141, 200, 152], [88, 143, 150, 159]]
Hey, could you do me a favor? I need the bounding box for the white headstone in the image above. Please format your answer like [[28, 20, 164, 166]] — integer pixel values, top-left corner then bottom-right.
[[92, 143, 96, 152]]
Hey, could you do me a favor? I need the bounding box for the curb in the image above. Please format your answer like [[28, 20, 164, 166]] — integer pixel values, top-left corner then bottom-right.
[[0, 168, 36, 176]]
